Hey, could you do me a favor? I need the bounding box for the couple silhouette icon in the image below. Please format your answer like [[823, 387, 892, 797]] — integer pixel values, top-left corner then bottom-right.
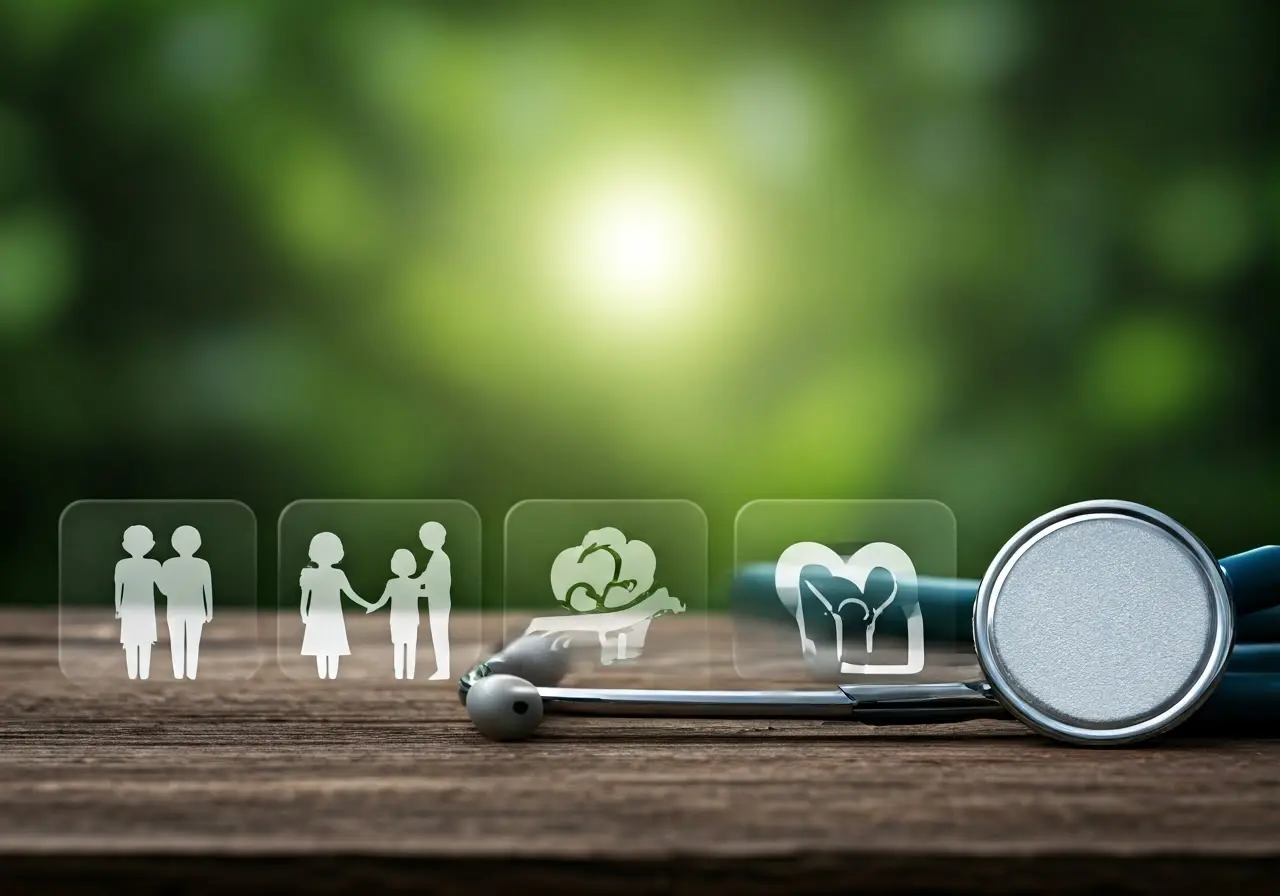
[[114, 524, 213, 681]]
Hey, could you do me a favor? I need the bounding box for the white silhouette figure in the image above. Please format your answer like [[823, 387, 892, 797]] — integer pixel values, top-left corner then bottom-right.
[[115, 524, 161, 680], [158, 525, 212, 680], [366, 548, 425, 679], [299, 532, 372, 679], [363, 523, 452, 681], [416, 521, 451, 680]]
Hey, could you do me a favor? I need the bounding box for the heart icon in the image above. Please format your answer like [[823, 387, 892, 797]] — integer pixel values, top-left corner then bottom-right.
[[774, 541, 923, 675]]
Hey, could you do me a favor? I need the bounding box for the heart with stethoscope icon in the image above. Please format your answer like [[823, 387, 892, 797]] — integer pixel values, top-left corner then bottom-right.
[[773, 541, 924, 675]]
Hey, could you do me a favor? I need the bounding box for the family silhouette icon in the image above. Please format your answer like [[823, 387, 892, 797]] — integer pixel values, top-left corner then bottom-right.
[[298, 522, 452, 681]]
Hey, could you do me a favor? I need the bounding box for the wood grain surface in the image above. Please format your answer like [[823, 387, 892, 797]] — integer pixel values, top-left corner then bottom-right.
[[3, 609, 1280, 893]]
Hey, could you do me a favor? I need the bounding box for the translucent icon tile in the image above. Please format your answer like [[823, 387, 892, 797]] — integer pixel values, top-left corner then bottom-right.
[[504, 500, 710, 687], [58, 500, 260, 684], [732, 500, 959, 686], [276, 500, 483, 683]]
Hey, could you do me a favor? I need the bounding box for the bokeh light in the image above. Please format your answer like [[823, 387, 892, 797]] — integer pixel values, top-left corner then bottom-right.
[[553, 159, 721, 323]]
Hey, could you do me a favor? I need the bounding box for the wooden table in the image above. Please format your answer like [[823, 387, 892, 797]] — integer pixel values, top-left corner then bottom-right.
[[3, 610, 1280, 893]]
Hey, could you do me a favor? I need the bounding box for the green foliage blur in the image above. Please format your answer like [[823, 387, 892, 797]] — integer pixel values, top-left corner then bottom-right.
[[3, 0, 1278, 607]]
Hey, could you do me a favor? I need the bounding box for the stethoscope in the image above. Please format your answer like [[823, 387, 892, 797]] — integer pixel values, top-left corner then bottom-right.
[[460, 500, 1280, 746]]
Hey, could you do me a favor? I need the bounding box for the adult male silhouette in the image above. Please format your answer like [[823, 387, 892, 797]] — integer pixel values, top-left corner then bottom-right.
[[416, 521, 451, 680], [160, 525, 213, 680]]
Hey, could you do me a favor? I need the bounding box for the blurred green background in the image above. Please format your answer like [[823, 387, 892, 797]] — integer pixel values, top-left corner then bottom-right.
[[4, 0, 1278, 608]]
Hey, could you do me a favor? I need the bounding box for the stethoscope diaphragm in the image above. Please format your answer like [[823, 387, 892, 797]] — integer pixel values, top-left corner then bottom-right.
[[972, 501, 1233, 745]]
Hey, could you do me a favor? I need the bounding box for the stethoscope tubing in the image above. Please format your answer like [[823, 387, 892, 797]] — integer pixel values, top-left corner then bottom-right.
[[1225, 642, 1280, 674], [732, 545, 1280, 646], [1176, 667, 1280, 735], [1234, 607, 1280, 644]]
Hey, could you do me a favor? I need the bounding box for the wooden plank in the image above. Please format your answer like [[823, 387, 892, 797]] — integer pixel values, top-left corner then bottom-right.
[[2, 610, 1280, 893]]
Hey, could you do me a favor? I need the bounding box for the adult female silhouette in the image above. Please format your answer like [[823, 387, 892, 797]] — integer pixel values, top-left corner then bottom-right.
[[115, 524, 161, 680], [299, 531, 372, 679]]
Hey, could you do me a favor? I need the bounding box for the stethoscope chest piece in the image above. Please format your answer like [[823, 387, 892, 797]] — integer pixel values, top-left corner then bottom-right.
[[972, 500, 1234, 745]]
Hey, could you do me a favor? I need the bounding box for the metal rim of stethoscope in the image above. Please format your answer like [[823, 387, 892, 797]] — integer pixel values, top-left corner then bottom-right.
[[971, 499, 1235, 746]]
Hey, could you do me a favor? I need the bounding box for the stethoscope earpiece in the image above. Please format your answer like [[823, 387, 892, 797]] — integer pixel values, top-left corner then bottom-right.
[[466, 673, 546, 741]]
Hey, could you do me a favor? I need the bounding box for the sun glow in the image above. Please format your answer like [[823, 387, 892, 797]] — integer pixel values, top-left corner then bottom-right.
[[555, 165, 719, 318]]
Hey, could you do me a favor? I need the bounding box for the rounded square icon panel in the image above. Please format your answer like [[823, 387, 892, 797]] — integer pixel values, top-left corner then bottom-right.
[[58, 500, 260, 685], [732, 500, 961, 686], [504, 500, 710, 687], [276, 500, 484, 684]]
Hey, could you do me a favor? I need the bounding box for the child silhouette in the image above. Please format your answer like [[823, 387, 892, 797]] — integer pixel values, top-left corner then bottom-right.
[[115, 525, 161, 680], [365, 548, 424, 679]]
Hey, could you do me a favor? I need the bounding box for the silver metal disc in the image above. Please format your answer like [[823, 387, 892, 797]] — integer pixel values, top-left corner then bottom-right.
[[973, 500, 1232, 745]]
